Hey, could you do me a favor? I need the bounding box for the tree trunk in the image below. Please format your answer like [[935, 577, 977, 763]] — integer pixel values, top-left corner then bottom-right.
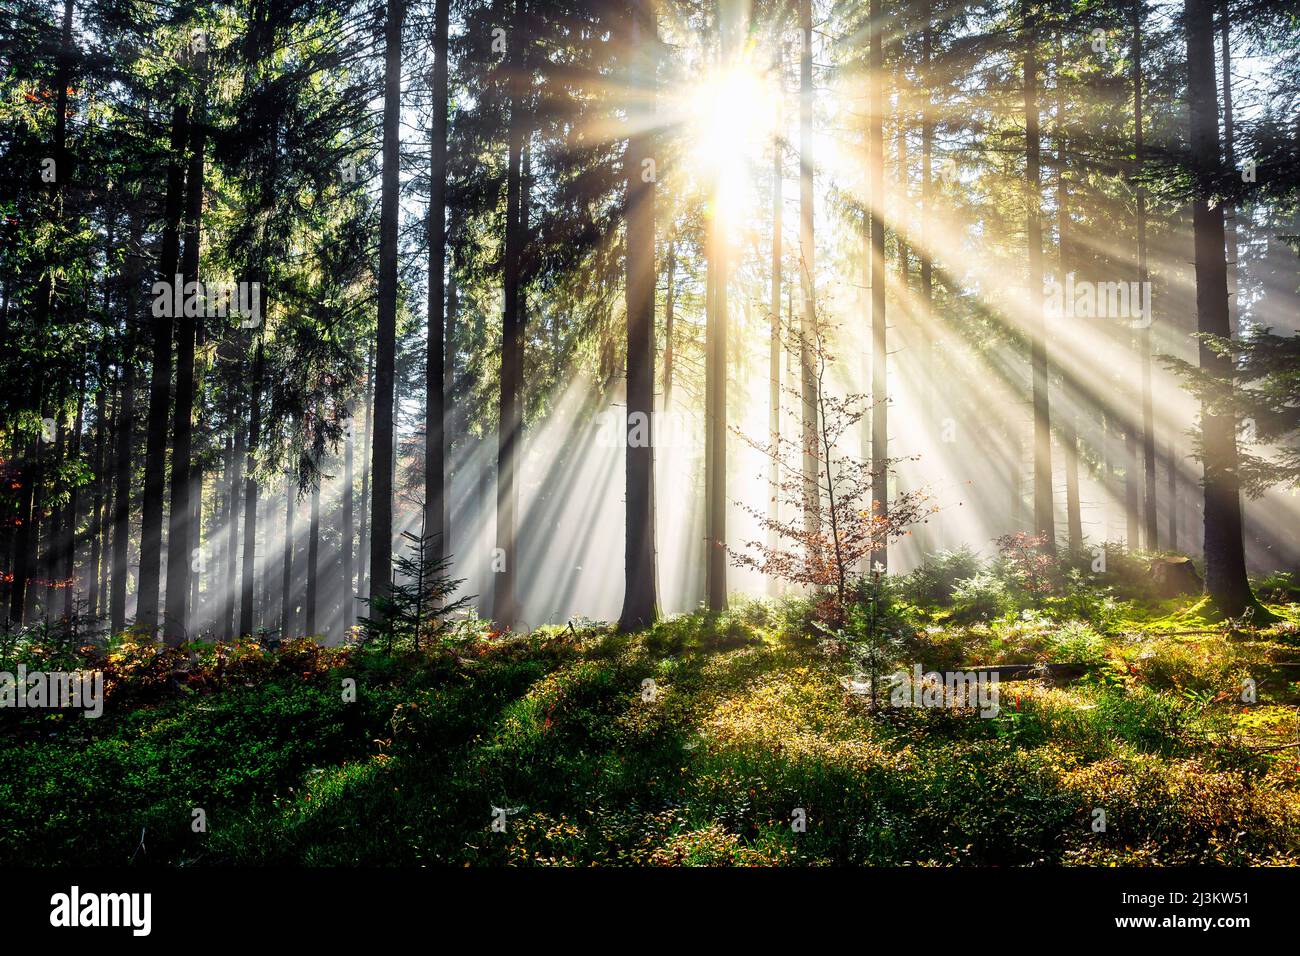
[[494, 0, 527, 625], [239, 341, 263, 636], [341, 407, 354, 634], [1183, 0, 1255, 616], [705, 14, 734, 613], [1134, 0, 1157, 550], [425, 0, 450, 557], [61, 378, 85, 620], [444, 273, 458, 548], [281, 477, 296, 637], [88, 366, 108, 621], [619, 0, 658, 631], [137, 100, 189, 636], [1024, 1, 1055, 552], [1220, 0, 1238, 334], [110, 360, 135, 634], [921, 2, 935, 446], [358, 343, 374, 604], [306, 476, 320, 636], [664, 239, 675, 408], [768, 43, 783, 597], [224, 423, 243, 637], [868, 0, 887, 571], [1055, 32, 1083, 552], [370, 0, 405, 622], [798, 0, 820, 572], [163, 55, 208, 645]]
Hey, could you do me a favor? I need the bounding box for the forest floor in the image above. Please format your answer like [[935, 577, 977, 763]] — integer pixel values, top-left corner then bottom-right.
[[5, 578, 1300, 866]]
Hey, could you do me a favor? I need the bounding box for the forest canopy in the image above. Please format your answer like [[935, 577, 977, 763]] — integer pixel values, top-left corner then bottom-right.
[[2, 0, 1299, 641]]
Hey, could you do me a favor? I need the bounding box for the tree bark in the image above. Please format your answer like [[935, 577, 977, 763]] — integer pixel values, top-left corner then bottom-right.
[[1024, 1, 1055, 552], [88, 365, 108, 621], [281, 476, 296, 637], [306, 476, 320, 636], [1134, 0, 1157, 550], [370, 0, 405, 621], [357, 343, 374, 605], [137, 100, 190, 636], [494, 0, 527, 625], [1220, 0, 1238, 334], [110, 361, 135, 634], [163, 65, 207, 646], [1055, 31, 1083, 553], [223, 423, 243, 637], [1183, 0, 1255, 616], [62, 377, 85, 620], [705, 12, 734, 613], [341, 406, 354, 634], [868, 0, 887, 570], [425, 0, 450, 558], [239, 341, 263, 636], [619, 0, 658, 631], [768, 41, 783, 597]]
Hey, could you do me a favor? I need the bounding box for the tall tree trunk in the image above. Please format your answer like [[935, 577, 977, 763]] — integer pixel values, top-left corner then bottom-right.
[[425, 0, 450, 557], [42, 405, 68, 617], [341, 407, 354, 633], [108, 205, 143, 633], [370, 0, 405, 622], [224, 423, 243, 637], [357, 343, 374, 604], [1024, 1, 1055, 552], [1135, 0, 1158, 550], [1056, 31, 1083, 552], [494, 0, 526, 625], [895, 56, 909, 293], [768, 43, 783, 597], [798, 0, 819, 571], [163, 55, 208, 645], [868, 0, 887, 570], [280, 477, 295, 637], [444, 273, 458, 548], [62, 377, 85, 620], [190, 460, 203, 631], [705, 14, 733, 612], [88, 363, 108, 617], [1220, 0, 1238, 334], [239, 341, 263, 636], [921, 2, 934, 442], [98, 474, 111, 613], [212, 432, 229, 632], [110, 361, 135, 633], [137, 100, 190, 636], [306, 476, 320, 636], [10, 438, 40, 625], [1183, 0, 1255, 616], [664, 239, 675, 408], [619, 0, 658, 631]]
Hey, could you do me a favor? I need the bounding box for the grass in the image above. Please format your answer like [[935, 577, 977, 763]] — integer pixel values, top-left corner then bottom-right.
[[2, 588, 1300, 867]]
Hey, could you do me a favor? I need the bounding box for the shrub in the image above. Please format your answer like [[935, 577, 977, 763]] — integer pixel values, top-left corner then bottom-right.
[[1256, 571, 1300, 604], [950, 572, 1017, 623], [994, 532, 1061, 595], [1046, 620, 1107, 665], [899, 547, 985, 606]]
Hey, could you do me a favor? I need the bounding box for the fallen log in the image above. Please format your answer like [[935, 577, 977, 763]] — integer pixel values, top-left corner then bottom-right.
[[955, 662, 1092, 682]]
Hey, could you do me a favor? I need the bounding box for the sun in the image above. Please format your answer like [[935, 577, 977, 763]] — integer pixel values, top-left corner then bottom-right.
[[681, 62, 779, 179]]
